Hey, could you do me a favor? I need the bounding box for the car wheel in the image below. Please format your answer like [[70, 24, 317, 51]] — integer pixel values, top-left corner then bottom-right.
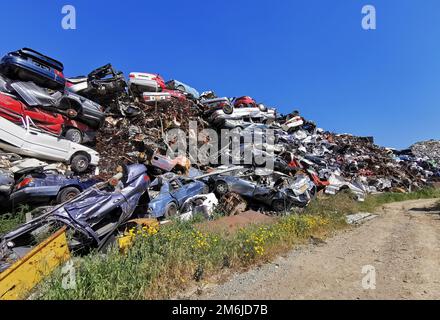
[[272, 199, 287, 212], [164, 202, 178, 218], [56, 187, 81, 204], [222, 104, 234, 115], [66, 108, 79, 119], [64, 128, 83, 144], [71, 154, 90, 173], [215, 181, 229, 196]]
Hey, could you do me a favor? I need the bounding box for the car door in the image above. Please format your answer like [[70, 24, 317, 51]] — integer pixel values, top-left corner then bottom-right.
[[0, 117, 26, 150], [21, 124, 71, 162], [228, 177, 256, 197], [180, 179, 204, 199], [26, 107, 63, 135], [169, 179, 188, 206]]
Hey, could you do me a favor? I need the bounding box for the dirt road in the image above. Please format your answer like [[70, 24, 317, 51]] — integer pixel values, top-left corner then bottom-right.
[[190, 199, 440, 300]]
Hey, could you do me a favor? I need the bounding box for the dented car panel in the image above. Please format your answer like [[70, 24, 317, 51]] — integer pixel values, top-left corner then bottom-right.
[[0, 164, 150, 269]]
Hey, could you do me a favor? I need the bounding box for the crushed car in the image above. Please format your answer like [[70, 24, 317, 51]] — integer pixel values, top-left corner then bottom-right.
[[0, 116, 99, 173], [179, 193, 218, 221], [0, 48, 65, 90], [147, 173, 208, 219], [10, 80, 105, 129], [0, 164, 151, 272], [210, 171, 316, 211], [10, 168, 101, 205], [0, 92, 95, 143], [166, 79, 200, 99], [128, 72, 187, 101]]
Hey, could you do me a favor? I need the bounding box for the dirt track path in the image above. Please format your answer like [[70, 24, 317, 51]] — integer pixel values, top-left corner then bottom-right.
[[190, 199, 440, 300]]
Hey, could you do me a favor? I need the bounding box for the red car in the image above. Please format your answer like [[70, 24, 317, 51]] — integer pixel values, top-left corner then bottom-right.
[[233, 96, 257, 108], [0, 93, 94, 144]]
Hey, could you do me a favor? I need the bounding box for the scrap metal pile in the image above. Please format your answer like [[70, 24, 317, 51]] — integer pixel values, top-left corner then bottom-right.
[[0, 47, 439, 265]]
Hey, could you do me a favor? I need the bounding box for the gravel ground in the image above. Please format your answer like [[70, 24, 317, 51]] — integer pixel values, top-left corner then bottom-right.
[[183, 199, 440, 300]]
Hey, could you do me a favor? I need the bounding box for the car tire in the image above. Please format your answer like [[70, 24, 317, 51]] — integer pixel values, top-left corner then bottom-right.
[[71, 154, 90, 173], [215, 181, 229, 196], [64, 128, 83, 144], [272, 199, 287, 212], [164, 202, 178, 218], [222, 104, 234, 115], [56, 186, 81, 204]]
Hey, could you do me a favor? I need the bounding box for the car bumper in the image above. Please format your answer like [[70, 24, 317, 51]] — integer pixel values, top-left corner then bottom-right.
[[10, 186, 61, 202]]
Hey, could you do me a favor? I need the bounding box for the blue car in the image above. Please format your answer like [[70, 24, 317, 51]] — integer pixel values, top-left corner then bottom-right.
[[10, 170, 101, 205], [166, 79, 200, 99], [148, 175, 208, 218], [0, 48, 65, 90]]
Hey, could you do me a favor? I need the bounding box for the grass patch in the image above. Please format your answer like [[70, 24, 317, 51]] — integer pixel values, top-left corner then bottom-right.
[[34, 188, 440, 299], [37, 212, 344, 300], [0, 205, 30, 235]]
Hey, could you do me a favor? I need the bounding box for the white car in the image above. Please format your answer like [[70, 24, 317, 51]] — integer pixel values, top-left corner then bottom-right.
[[209, 106, 277, 126], [0, 116, 99, 173], [128, 72, 161, 94]]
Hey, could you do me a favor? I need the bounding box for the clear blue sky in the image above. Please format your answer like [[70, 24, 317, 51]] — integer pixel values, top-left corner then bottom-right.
[[1, 0, 439, 149]]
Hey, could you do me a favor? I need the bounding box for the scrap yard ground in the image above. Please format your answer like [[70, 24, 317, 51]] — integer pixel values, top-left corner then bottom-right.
[[188, 199, 440, 300]]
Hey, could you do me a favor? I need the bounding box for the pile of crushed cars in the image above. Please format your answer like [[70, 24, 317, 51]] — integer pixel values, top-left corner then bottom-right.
[[0, 47, 439, 268]]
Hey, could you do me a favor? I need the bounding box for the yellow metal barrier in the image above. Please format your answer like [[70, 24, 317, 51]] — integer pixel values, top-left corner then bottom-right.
[[0, 227, 71, 300]]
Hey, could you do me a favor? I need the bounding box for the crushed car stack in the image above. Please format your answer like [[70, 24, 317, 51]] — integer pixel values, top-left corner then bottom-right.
[[0, 47, 440, 260]]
